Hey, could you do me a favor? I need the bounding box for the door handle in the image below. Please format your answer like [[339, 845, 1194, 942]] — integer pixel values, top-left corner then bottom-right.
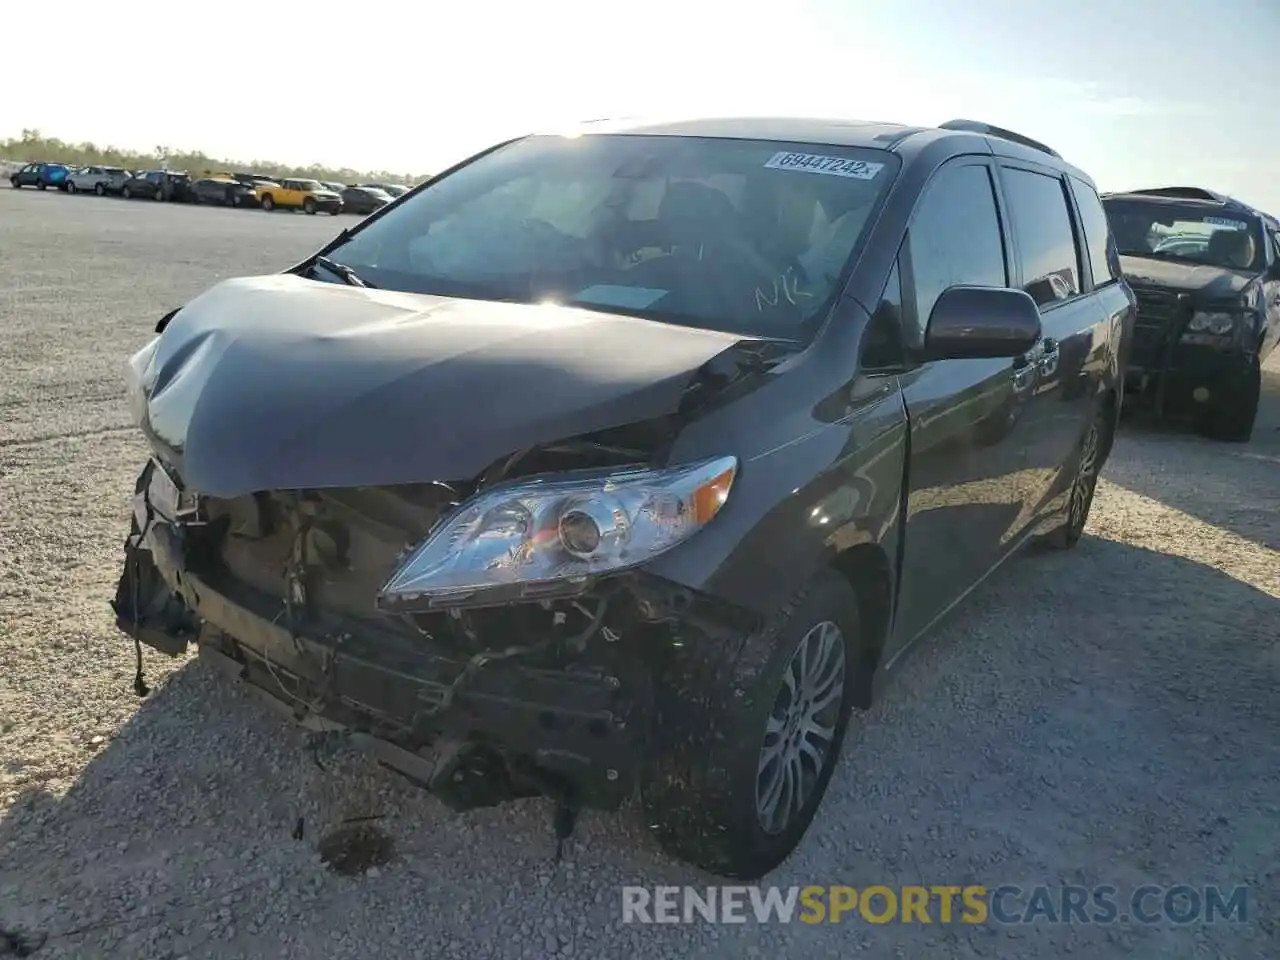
[[1012, 353, 1038, 393], [1037, 337, 1060, 378]]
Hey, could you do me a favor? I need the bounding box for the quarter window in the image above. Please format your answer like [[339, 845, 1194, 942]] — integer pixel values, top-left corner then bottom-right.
[[904, 163, 1007, 350], [862, 260, 905, 370], [1002, 168, 1082, 306], [1068, 176, 1118, 288]]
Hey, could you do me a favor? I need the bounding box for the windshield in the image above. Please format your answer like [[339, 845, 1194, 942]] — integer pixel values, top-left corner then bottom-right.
[[323, 134, 898, 339], [1103, 199, 1264, 272]]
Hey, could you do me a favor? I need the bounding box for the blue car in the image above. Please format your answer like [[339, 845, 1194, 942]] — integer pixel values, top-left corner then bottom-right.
[[9, 162, 70, 190]]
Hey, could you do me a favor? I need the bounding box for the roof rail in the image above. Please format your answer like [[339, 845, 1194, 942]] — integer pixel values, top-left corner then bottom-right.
[[937, 119, 1061, 159], [1115, 186, 1230, 203]]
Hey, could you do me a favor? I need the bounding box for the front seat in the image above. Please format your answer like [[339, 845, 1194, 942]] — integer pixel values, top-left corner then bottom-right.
[[1207, 229, 1255, 269], [656, 181, 777, 280], [656, 181, 742, 254]]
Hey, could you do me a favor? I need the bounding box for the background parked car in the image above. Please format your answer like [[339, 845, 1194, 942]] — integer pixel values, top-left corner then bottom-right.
[[66, 165, 130, 195], [99, 168, 134, 196], [121, 171, 195, 202], [255, 178, 342, 214], [228, 172, 280, 190], [320, 180, 346, 194], [356, 181, 408, 197], [190, 177, 259, 207], [339, 185, 392, 215], [9, 162, 70, 190]]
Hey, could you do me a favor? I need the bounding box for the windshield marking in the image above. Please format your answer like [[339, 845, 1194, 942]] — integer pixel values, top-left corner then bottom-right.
[[763, 152, 885, 180], [755, 267, 814, 311], [1204, 217, 1247, 231]]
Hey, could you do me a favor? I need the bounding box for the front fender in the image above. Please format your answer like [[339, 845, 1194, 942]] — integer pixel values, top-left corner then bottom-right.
[[643, 374, 908, 620]]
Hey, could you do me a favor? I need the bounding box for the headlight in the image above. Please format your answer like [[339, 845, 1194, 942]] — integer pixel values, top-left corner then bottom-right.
[[378, 455, 738, 608], [1186, 311, 1235, 335]]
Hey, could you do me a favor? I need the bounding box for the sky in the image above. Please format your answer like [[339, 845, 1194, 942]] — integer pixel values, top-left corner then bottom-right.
[[3, 0, 1278, 209]]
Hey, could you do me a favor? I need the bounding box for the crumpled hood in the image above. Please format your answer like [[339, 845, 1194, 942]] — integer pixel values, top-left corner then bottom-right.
[[134, 274, 745, 498], [1119, 256, 1255, 301]]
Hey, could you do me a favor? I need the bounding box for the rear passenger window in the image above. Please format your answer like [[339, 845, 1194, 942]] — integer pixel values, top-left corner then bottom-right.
[[904, 163, 1007, 351], [1001, 168, 1081, 306], [1068, 176, 1119, 287]]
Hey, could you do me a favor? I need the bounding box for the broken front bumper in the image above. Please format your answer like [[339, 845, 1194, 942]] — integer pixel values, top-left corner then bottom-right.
[[114, 516, 642, 812], [1124, 343, 1255, 413]]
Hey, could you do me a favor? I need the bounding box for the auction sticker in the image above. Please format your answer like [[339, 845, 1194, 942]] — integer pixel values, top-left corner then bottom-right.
[[764, 151, 884, 180], [1204, 217, 1248, 230]]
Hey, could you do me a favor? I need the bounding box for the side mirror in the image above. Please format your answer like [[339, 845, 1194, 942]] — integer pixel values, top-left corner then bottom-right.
[[922, 286, 1042, 361]]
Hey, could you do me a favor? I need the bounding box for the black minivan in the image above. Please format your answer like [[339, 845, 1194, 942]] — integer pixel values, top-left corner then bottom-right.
[[113, 115, 1133, 880]]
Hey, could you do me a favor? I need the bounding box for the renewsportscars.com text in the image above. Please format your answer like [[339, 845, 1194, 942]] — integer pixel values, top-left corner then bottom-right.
[[620, 884, 1249, 925]]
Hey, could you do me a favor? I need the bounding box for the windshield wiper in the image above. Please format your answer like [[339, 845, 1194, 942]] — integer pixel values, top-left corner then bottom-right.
[[311, 255, 375, 288]]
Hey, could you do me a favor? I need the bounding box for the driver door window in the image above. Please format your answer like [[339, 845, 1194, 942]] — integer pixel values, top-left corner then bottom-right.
[[902, 162, 1009, 352]]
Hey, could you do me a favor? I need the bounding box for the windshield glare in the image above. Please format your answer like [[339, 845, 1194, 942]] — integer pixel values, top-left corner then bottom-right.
[[1104, 199, 1264, 271], [325, 134, 898, 338]]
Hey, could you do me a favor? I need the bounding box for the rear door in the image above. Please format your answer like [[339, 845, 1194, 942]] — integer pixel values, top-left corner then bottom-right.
[[994, 160, 1105, 525], [890, 157, 1042, 649]]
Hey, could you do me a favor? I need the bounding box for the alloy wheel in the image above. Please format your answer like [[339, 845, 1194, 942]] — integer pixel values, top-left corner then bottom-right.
[[1067, 420, 1100, 534], [755, 620, 846, 835]]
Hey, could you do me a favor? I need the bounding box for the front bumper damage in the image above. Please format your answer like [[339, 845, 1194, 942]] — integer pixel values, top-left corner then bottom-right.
[[110, 461, 751, 835], [1122, 286, 1255, 417]]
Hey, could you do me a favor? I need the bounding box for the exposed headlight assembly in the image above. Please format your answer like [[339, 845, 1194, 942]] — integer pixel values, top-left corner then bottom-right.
[[378, 455, 738, 609], [1186, 310, 1236, 335]]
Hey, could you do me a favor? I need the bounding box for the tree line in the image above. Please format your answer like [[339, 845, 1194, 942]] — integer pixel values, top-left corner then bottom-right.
[[1, 129, 429, 185]]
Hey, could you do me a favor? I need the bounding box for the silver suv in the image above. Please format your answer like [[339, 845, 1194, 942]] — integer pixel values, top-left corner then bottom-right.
[[67, 165, 131, 196]]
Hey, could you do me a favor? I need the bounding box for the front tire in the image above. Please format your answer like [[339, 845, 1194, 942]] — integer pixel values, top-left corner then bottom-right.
[[122, 186, 132, 199], [1200, 355, 1261, 443], [303, 198, 317, 215], [641, 569, 865, 879], [67, 181, 77, 194], [37, 181, 47, 191], [261, 194, 275, 211], [95, 183, 106, 196]]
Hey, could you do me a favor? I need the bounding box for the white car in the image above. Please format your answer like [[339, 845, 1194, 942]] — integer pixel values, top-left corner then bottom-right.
[[66, 165, 130, 195]]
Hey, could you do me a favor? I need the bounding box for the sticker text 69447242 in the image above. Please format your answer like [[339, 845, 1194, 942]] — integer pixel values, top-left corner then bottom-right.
[[764, 152, 885, 181]]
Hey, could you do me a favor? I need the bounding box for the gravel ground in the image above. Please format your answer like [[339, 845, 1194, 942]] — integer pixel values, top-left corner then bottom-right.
[[1, 187, 1278, 959]]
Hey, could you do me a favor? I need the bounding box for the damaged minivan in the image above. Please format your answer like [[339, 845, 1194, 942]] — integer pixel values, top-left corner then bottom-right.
[[113, 116, 1131, 879]]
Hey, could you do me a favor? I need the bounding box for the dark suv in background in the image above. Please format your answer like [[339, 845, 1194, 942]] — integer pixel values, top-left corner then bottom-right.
[[1103, 186, 1280, 441], [121, 170, 195, 202], [114, 116, 1132, 880]]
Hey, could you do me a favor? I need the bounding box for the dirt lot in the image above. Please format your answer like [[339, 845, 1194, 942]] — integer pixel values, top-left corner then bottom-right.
[[1, 187, 1277, 960]]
